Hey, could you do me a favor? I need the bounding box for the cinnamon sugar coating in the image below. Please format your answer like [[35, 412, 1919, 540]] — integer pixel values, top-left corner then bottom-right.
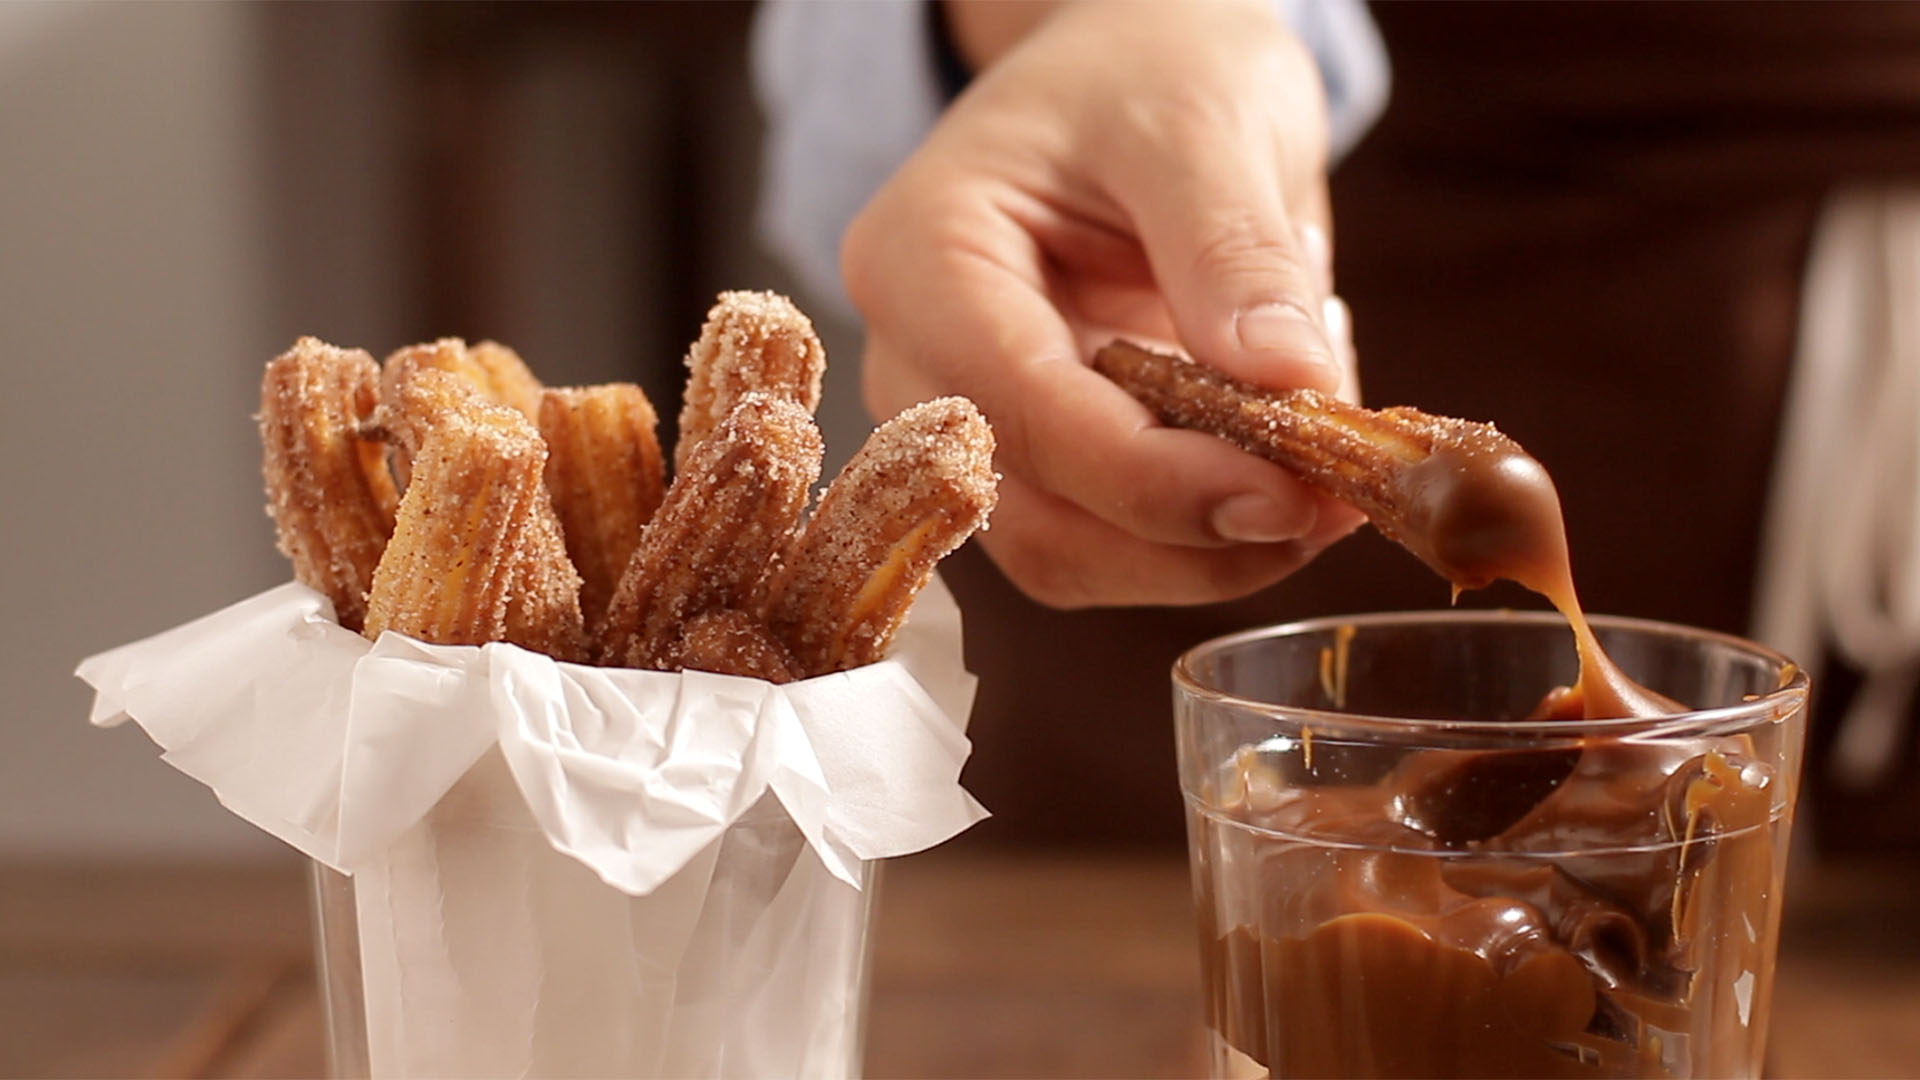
[[505, 487, 592, 663], [598, 393, 824, 669], [660, 608, 800, 683], [675, 291, 825, 471], [259, 337, 399, 632], [1092, 339, 1559, 590], [766, 396, 998, 677], [539, 384, 666, 628], [365, 368, 586, 656]]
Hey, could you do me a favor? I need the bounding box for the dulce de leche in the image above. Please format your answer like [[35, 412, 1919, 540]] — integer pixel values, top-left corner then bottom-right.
[[1179, 399, 1790, 1077], [1193, 729, 1783, 1078]]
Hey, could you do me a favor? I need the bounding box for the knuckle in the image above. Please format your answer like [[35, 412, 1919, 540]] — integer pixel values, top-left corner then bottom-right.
[[842, 180, 984, 322], [1109, 84, 1248, 166], [1188, 214, 1310, 293], [1144, 87, 1238, 145]]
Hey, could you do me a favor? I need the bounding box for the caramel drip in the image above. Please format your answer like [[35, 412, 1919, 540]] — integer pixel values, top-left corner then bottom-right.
[[1398, 436, 1679, 720]]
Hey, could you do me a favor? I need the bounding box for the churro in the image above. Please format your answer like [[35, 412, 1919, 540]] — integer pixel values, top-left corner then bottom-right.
[[1092, 339, 1565, 593], [466, 341, 546, 422], [504, 492, 592, 663], [538, 384, 666, 627], [377, 339, 542, 486], [363, 374, 551, 646], [259, 337, 400, 632], [598, 393, 824, 669], [675, 291, 825, 470], [359, 367, 586, 655], [659, 609, 800, 683], [258, 291, 995, 676], [384, 337, 543, 423], [766, 397, 998, 677]]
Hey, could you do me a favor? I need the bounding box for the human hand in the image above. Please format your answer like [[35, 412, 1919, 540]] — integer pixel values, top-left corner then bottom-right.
[[842, 0, 1365, 609]]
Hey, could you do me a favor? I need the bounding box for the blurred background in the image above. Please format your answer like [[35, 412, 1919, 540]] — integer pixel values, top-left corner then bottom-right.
[[5, 2, 1920, 1076]]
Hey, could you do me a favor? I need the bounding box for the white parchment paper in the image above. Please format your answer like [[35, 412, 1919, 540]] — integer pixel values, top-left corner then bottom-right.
[[76, 577, 985, 1078]]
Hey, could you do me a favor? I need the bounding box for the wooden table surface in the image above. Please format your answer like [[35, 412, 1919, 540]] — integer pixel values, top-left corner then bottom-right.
[[3, 847, 1917, 1078]]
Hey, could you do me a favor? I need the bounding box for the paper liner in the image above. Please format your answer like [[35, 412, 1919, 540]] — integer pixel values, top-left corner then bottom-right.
[[77, 576, 983, 1078], [76, 575, 985, 889]]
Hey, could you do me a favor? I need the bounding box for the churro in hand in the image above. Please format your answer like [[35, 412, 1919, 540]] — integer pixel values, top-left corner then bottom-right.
[[1092, 339, 1566, 594]]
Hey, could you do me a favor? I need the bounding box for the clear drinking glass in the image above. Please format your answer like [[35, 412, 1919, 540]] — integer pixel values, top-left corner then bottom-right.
[[308, 862, 370, 1080], [1174, 611, 1808, 1080], [305, 776, 881, 1078]]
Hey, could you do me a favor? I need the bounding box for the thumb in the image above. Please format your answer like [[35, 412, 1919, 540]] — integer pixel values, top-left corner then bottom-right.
[[1117, 162, 1341, 394]]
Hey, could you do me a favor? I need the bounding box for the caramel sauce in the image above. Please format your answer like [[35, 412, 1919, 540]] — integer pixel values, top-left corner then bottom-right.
[[1398, 431, 1681, 719], [1197, 434, 1784, 1077]]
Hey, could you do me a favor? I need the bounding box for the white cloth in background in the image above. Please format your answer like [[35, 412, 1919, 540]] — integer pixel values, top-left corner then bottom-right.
[[750, 0, 1390, 317], [1754, 188, 1920, 787]]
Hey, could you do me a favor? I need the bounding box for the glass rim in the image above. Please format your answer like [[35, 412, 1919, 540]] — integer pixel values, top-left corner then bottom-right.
[[1172, 608, 1809, 739]]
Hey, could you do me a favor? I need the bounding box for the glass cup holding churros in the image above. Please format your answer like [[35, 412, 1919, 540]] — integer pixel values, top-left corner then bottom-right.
[[84, 291, 998, 1079]]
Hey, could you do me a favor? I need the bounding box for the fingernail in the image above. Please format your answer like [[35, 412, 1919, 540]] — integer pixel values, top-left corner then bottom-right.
[[1235, 303, 1334, 363], [1235, 303, 1338, 387], [1322, 294, 1359, 399], [1321, 294, 1350, 348], [1211, 492, 1316, 544]]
